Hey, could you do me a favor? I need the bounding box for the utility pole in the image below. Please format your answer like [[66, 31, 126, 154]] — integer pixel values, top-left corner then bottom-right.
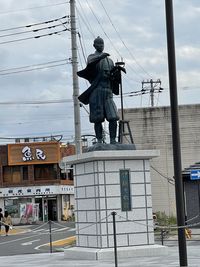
[[165, 0, 187, 266], [70, 0, 82, 154], [142, 79, 162, 107]]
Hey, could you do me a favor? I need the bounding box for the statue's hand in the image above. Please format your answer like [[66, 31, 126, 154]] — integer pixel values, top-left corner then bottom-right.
[[102, 52, 110, 57]]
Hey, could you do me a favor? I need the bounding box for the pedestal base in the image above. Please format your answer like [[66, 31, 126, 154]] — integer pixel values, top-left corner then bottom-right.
[[64, 245, 168, 261]]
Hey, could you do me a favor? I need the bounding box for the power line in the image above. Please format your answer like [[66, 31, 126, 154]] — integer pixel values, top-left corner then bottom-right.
[[1, 62, 68, 75], [0, 28, 68, 45], [76, 1, 96, 38], [0, 62, 70, 76], [0, 59, 70, 73], [0, 15, 68, 32], [0, 114, 89, 126], [0, 2, 69, 16], [142, 79, 163, 107], [76, 1, 141, 86], [0, 21, 69, 39], [98, 0, 151, 79], [84, 0, 143, 83], [0, 99, 73, 105], [77, 32, 87, 64], [151, 165, 175, 185]]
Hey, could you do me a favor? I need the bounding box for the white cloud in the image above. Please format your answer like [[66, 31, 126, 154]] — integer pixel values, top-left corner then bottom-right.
[[177, 46, 200, 59], [0, 0, 199, 143]]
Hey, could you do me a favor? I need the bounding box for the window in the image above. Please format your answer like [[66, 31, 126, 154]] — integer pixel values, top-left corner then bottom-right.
[[34, 164, 58, 180], [22, 166, 28, 180], [3, 166, 21, 183]]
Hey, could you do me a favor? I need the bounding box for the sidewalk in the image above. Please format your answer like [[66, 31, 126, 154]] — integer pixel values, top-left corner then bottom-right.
[[0, 245, 200, 267]]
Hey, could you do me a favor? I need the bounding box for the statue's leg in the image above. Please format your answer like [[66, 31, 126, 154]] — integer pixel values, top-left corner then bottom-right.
[[109, 120, 117, 144], [94, 122, 103, 143]]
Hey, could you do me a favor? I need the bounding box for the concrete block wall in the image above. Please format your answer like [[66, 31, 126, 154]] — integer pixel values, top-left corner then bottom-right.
[[123, 104, 200, 215], [71, 151, 157, 249]]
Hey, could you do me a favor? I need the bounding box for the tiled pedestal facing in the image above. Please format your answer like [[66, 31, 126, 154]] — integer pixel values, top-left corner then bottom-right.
[[64, 150, 168, 259]]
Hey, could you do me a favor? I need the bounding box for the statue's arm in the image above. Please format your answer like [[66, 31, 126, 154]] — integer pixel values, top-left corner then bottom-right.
[[87, 53, 110, 65]]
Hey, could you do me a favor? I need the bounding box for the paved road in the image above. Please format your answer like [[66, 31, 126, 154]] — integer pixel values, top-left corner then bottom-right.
[[0, 221, 75, 256]]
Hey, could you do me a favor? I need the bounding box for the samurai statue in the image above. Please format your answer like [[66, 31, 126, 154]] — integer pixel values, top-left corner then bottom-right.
[[78, 36, 125, 144]]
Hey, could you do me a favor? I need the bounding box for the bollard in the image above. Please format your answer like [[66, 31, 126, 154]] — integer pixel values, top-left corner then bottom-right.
[[111, 211, 118, 267], [161, 229, 165, 246], [49, 220, 53, 253]]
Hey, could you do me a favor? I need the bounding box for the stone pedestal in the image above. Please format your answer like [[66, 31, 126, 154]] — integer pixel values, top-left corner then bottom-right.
[[63, 150, 168, 260]]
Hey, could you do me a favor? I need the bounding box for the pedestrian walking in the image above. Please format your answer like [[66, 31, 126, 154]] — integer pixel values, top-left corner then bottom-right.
[[2, 211, 12, 236]]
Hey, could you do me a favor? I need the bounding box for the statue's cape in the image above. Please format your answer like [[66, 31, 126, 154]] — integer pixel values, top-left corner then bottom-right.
[[77, 53, 124, 105], [77, 53, 109, 82], [77, 53, 109, 105]]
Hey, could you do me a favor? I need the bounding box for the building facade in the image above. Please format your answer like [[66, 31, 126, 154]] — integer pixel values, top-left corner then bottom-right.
[[123, 104, 200, 216], [0, 141, 75, 224], [182, 162, 200, 226]]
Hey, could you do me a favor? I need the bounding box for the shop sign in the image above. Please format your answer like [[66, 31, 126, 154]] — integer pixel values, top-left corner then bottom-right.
[[1, 185, 74, 197], [190, 169, 200, 180], [8, 142, 60, 165], [22, 146, 46, 162]]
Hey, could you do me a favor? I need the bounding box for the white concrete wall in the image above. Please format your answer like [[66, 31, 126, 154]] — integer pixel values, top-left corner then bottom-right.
[[70, 151, 156, 249]]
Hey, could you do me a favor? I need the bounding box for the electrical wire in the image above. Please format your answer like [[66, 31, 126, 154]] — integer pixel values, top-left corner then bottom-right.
[[84, 0, 121, 57], [84, 0, 143, 83], [0, 115, 88, 126], [0, 21, 69, 39], [151, 165, 175, 185], [0, 15, 68, 32], [0, 28, 68, 45], [0, 63, 70, 76], [76, 1, 96, 38], [0, 99, 73, 105], [98, 0, 151, 79], [0, 2, 69, 16], [0, 59, 70, 73], [76, 16, 88, 63], [77, 32, 87, 64]]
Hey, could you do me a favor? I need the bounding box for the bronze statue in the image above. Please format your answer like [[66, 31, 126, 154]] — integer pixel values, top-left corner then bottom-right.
[[78, 37, 124, 144]]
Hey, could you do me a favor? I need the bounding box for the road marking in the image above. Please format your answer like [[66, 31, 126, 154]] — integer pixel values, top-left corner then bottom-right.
[[34, 236, 76, 250], [47, 236, 76, 246], [67, 228, 76, 232], [21, 239, 41, 246], [32, 227, 69, 233]]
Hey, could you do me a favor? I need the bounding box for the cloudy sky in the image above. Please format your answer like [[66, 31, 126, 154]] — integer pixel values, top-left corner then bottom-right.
[[0, 0, 199, 144]]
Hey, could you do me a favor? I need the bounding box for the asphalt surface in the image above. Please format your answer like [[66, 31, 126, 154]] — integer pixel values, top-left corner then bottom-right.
[[0, 225, 200, 266], [0, 222, 75, 256]]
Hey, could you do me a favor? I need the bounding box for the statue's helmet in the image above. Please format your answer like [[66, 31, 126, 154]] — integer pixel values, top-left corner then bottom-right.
[[93, 36, 104, 45]]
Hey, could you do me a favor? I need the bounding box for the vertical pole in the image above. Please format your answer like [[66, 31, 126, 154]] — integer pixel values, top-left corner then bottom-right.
[[49, 220, 53, 253], [70, 0, 82, 154], [161, 229, 164, 246], [165, 1, 188, 266], [120, 77, 124, 122], [150, 79, 154, 107], [120, 77, 125, 143], [111, 211, 118, 267]]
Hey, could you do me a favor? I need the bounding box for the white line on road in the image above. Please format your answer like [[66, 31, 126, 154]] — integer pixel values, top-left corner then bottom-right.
[[67, 228, 76, 232], [21, 239, 41, 246], [31, 227, 69, 233]]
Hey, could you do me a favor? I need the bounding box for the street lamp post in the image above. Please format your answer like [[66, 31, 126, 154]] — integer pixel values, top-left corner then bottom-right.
[[165, 1, 188, 266]]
